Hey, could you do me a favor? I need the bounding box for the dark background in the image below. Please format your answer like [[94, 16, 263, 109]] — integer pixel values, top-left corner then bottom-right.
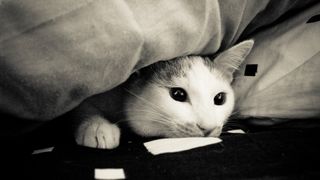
[[2, 115, 320, 180]]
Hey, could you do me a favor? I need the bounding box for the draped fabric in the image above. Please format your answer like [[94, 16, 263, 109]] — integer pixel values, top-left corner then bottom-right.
[[0, 0, 317, 120], [233, 3, 320, 122]]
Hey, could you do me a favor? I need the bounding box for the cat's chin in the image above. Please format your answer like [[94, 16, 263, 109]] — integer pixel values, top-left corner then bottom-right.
[[134, 130, 166, 138], [207, 128, 222, 137], [128, 121, 166, 137], [130, 124, 204, 138]]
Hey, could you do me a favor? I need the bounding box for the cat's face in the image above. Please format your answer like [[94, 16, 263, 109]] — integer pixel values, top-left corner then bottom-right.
[[126, 58, 234, 137], [125, 40, 254, 138]]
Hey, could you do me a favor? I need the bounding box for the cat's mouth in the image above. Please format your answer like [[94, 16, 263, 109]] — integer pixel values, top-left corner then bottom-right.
[[205, 127, 223, 137], [164, 125, 222, 138]]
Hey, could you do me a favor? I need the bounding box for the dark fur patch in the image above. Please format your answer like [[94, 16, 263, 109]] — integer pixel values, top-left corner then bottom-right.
[[128, 56, 215, 88], [139, 57, 194, 83]]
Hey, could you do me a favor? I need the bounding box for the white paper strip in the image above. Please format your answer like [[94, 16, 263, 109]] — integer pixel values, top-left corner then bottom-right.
[[227, 129, 246, 134], [94, 168, 125, 180], [32, 147, 54, 155], [144, 137, 222, 155]]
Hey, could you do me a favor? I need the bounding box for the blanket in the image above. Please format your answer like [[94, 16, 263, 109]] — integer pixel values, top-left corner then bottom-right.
[[0, 0, 317, 121], [233, 3, 320, 124]]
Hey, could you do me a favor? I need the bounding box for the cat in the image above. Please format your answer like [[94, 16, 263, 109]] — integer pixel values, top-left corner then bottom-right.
[[71, 40, 254, 149]]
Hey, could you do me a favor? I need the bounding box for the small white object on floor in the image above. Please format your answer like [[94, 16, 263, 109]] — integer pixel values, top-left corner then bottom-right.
[[94, 168, 125, 180], [227, 129, 246, 134], [32, 147, 54, 155], [144, 137, 222, 155]]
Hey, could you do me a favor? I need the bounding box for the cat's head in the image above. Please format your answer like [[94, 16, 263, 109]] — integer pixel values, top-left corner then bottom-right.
[[125, 40, 254, 138]]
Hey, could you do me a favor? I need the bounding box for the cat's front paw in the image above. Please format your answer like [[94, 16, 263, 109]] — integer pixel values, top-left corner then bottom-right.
[[75, 118, 120, 149]]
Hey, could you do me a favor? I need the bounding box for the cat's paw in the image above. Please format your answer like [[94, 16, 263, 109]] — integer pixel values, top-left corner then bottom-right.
[[75, 118, 120, 149]]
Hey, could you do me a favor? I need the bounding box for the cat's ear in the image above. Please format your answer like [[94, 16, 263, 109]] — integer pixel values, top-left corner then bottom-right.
[[214, 40, 254, 82]]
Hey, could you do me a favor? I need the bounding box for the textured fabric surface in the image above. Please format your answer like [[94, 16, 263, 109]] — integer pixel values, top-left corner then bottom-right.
[[3, 119, 320, 179], [233, 3, 320, 121], [0, 0, 316, 120]]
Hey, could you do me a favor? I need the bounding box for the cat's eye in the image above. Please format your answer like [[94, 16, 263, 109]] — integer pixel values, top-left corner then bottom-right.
[[170, 88, 187, 102], [214, 92, 226, 105]]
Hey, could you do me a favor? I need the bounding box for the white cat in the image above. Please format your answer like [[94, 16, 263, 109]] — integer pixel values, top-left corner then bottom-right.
[[71, 40, 254, 149]]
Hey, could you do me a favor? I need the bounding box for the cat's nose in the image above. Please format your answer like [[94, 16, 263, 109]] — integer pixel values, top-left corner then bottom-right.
[[203, 129, 213, 137], [197, 124, 222, 137], [197, 124, 214, 137]]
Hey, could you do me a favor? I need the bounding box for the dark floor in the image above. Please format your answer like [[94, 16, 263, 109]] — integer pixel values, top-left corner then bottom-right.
[[1, 116, 320, 180]]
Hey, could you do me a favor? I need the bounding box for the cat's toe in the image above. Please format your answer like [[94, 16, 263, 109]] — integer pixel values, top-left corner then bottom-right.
[[97, 123, 120, 149], [80, 123, 100, 148], [96, 131, 106, 149]]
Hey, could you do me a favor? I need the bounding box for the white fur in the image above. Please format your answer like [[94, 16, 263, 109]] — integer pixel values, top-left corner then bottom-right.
[[125, 57, 235, 138], [74, 40, 253, 149]]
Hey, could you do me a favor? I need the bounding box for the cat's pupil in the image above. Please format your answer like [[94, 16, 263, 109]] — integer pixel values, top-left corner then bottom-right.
[[214, 92, 226, 105], [170, 88, 187, 102]]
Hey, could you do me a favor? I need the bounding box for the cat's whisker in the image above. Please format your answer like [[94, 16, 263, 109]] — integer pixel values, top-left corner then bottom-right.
[[229, 110, 241, 117], [114, 117, 169, 126], [231, 109, 241, 115], [147, 116, 175, 126], [123, 88, 166, 113], [122, 89, 175, 120], [113, 115, 194, 138], [120, 109, 171, 121], [164, 126, 187, 137], [170, 122, 202, 137], [175, 127, 198, 137], [168, 129, 183, 137], [125, 114, 176, 127], [130, 108, 175, 126], [138, 115, 198, 137]]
